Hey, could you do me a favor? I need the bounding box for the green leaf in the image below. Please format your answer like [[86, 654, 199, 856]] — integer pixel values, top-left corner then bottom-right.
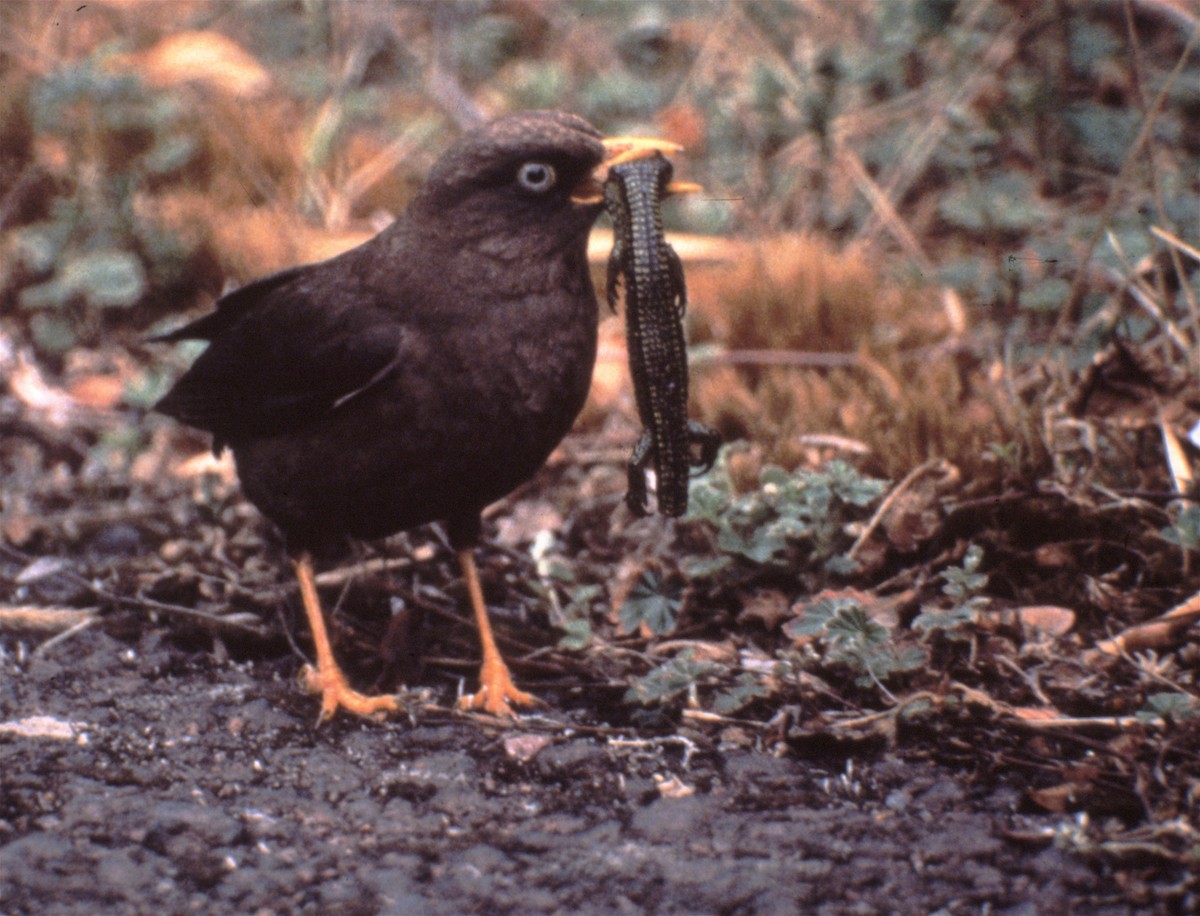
[[821, 605, 926, 686], [938, 172, 1052, 234], [624, 652, 714, 705], [912, 603, 978, 636], [824, 553, 860, 576], [1021, 277, 1072, 314], [875, 644, 928, 677], [827, 459, 890, 506], [61, 250, 146, 309], [783, 594, 863, 639], [1136, 692, 1200, 724], [941, 545, 988, 598], [826, 605, 889, 649], [558, 618, 593, 652], [1162, 505, 1200, 552], [711, 672, 771, 715], [844, 642, 927, 686], [685, 474, 731, 524], [1068, 21, 1121, 72], [13, 225, 66, 274], [684, 444, 888, 578], [679, 554, 733, 581], [1064, 103, 1140, 172], [145, 133, 198, 175], [122, 367, 175, 410], [741, 520, 794, 564], [539, 557, 576, 584], [29, 312, 77, 354], [19, 277, 73, 310], [618, 569, 682, 636], [758, 464, 791, 488], [569, 583, 603, 606]]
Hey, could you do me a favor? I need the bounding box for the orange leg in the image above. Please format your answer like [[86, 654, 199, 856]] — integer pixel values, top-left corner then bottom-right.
[[293, 552, 400, 723], [454, 549, 539, 717]]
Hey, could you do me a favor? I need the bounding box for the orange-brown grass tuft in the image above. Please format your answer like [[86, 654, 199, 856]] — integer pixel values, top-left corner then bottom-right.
[[682, 235, 1022, 483]]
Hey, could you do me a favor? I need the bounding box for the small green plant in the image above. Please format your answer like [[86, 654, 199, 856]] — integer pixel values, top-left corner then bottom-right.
[[983, 440, 1024, 477], [710, 672, 772, 715], [11, 57, 196, 354], [623, 651, 771, 714], [913, 544, 991, 640], [1161, 504, 1200, 554], [686, 446, 889, 576], [1135, 692, 1200, 724], [785, 594, 926, 692], [618, 568, 683, 636], [624, 651, 715, 705], [556, 584, 604, 651]]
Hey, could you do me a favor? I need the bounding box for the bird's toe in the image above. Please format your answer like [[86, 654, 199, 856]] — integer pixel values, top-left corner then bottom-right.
[[457, 659, 540, 718], [301, 663, 401, 723]]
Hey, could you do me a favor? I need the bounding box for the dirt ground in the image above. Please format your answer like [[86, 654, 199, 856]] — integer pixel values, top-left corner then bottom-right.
[[0, 619, 1166, 915]]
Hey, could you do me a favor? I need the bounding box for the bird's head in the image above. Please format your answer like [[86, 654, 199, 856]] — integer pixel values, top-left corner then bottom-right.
[[408, 111, 693, 263]]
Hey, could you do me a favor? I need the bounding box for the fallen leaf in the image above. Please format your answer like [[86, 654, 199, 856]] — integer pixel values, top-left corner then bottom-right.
[[1027, 783, 1079, 813], [66, 374, 125, 409], [737, 589, 791, 629], [125, 31, 272, 99], [654, 775, 695, 799], [1033, 543, 1073, 569], [881, 469, 948, 552], [1017, 605, 1076, 640]]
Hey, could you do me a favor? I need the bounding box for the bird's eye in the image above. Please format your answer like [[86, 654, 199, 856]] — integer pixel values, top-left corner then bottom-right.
[[516, 161, 556, 193]]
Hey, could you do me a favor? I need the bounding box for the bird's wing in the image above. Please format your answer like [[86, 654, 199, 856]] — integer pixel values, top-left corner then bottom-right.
[[149, 265, 308, 344], [154, 264, 407, 446]]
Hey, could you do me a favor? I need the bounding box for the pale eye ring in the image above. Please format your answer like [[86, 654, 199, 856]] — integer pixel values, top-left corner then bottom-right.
[[517, 161, 556, 193]]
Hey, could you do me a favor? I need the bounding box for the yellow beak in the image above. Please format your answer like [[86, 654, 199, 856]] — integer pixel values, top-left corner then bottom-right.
[[571, 136, 702, 204]]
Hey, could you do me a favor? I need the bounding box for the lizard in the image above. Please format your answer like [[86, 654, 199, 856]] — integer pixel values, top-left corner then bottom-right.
[[604, 152, 720, 517]]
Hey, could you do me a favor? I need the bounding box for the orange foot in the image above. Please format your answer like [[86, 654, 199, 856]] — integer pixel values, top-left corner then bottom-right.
[[301, 663, 401, 723], [456, 656, 540, 718]]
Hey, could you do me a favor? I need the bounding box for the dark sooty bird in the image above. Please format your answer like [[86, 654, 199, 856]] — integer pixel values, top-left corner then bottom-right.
[[154, 111, 689, 720]]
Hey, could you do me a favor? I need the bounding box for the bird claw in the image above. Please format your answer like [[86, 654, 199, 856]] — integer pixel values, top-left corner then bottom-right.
[[300, 663, 401, 723], [456, 659, 540, 718]]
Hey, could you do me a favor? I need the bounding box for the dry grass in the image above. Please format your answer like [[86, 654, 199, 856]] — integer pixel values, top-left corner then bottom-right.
[[673, 235, 1020, 483]]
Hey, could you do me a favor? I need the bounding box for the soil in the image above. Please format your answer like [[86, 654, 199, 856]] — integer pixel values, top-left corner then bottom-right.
[[1, 621, 1160, 915]]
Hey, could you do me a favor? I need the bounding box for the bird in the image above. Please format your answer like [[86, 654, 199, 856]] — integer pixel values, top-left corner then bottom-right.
[[153, 110, 687, 721]]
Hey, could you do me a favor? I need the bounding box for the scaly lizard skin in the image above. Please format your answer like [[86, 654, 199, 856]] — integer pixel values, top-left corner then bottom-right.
[[604, 154, 720, 517]]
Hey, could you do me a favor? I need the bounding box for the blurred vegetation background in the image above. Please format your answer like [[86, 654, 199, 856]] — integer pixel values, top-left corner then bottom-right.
[[0, 0, 1197, 488]]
